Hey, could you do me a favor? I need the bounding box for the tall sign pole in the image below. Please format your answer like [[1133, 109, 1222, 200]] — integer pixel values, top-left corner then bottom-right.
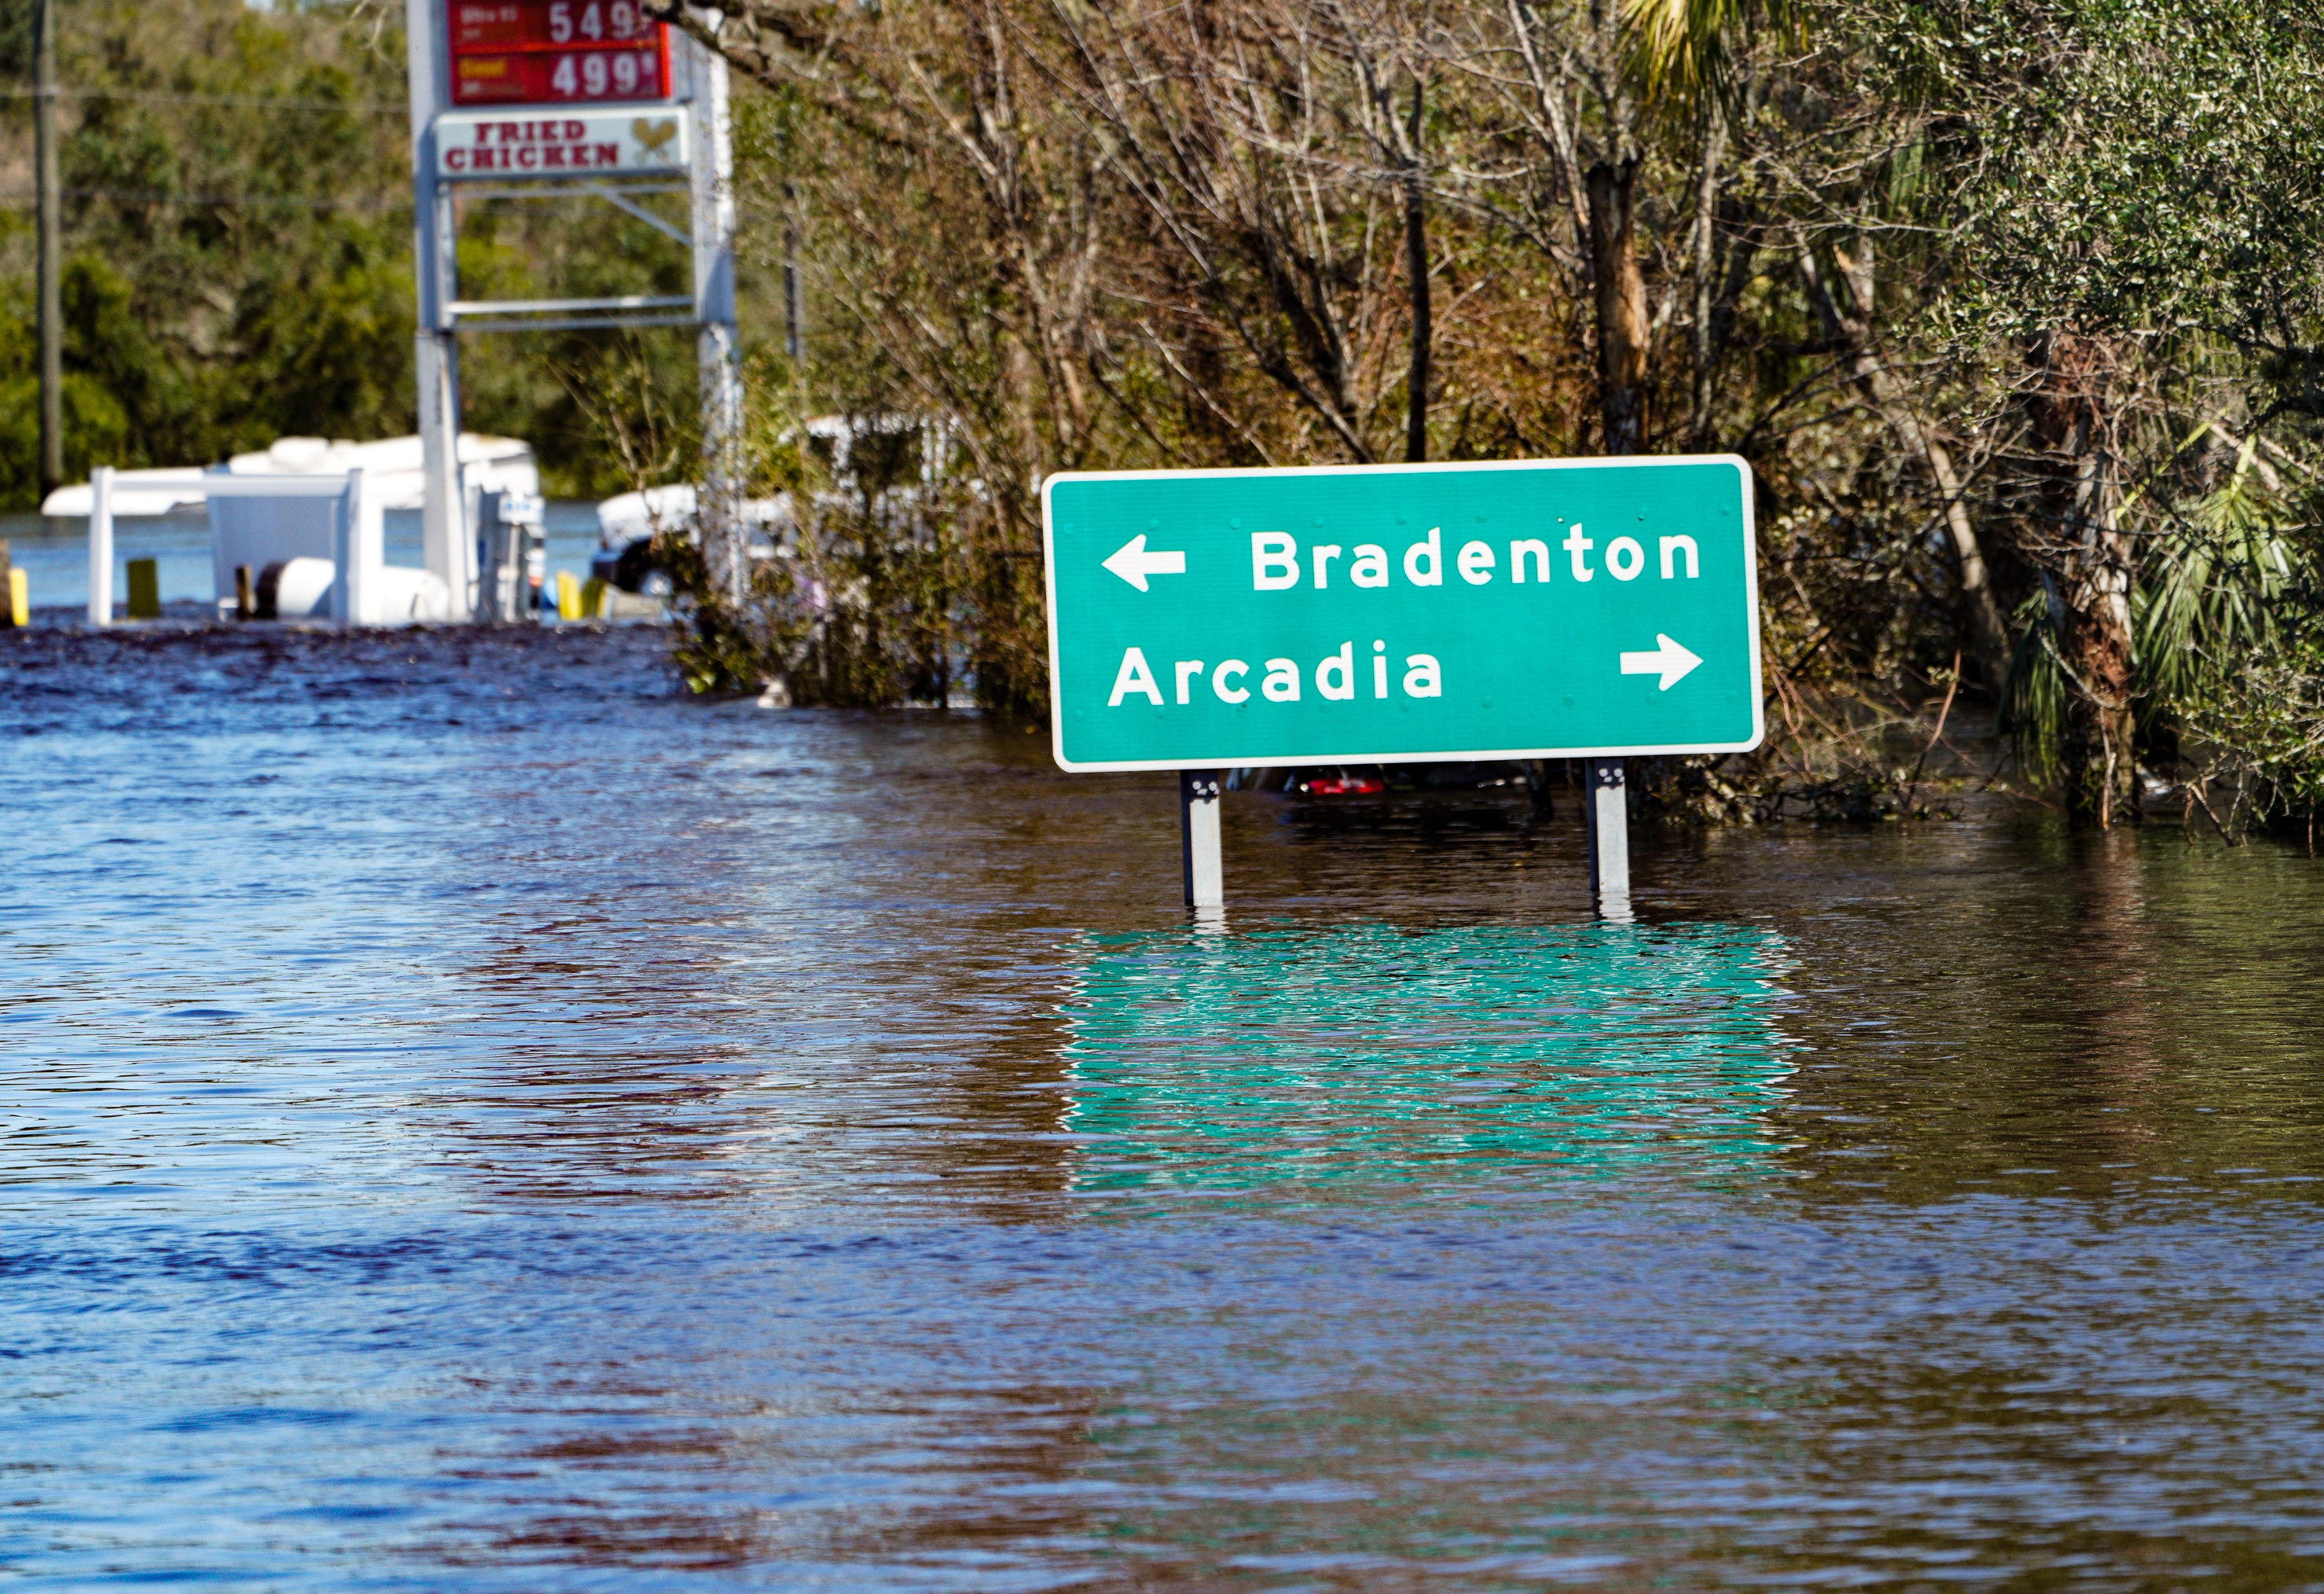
[[685, 32, 745, 609], [406, 0, 471, 620]]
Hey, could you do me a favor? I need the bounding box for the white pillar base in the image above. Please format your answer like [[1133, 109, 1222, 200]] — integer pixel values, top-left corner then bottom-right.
[[86, 465, 113, 626]]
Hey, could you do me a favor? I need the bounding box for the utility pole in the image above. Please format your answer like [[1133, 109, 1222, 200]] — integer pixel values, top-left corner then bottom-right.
[[687, 32, 744, 608], [782, 187, 803, 366], [35, 0, 63, 499]]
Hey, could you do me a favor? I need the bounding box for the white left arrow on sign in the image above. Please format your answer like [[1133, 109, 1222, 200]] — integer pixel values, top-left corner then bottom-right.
[[1619, 634, 1703, 690], [1102, 534, 1188, 592]]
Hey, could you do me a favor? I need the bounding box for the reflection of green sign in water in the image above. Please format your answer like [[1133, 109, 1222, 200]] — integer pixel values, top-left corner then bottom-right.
[[1063, 924, 1794, 1194], [1043, 458, 1764, 771]]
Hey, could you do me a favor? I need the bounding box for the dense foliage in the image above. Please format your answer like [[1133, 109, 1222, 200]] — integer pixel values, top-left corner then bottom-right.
[[654, 0, 2324, 831], [0, 0, 411, 499]]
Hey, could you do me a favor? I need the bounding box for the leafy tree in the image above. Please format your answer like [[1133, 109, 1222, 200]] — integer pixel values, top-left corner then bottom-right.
[[1850, 0, 2324, 822]]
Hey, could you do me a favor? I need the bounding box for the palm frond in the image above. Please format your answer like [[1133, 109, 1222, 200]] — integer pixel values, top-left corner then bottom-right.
[[2135, 437, 2296, 707], [2001, 587, 2069, 782]]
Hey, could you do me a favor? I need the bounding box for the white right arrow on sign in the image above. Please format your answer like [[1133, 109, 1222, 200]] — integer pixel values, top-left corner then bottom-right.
[[1619, 634, 1703, 690]]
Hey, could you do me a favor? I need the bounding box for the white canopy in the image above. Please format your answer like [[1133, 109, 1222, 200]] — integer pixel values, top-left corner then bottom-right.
[[39, 433, 538, 518]]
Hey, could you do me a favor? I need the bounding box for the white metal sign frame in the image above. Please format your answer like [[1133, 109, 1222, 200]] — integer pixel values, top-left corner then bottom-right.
[[406, 0, 743, 620]]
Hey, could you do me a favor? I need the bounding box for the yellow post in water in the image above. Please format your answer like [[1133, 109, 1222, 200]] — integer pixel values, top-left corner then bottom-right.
[[126, 557, 161, 620], [7, 567, 26, 628], [556, 569, 582, 621], [580, 576, 606, 619]]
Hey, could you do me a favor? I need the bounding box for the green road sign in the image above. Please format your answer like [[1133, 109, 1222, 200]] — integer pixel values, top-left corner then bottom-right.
[[1042, 457, 1763, 772]]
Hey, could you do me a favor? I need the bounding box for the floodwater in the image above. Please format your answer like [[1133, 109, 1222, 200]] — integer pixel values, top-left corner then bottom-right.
[[6, 623, 2324, 1591]]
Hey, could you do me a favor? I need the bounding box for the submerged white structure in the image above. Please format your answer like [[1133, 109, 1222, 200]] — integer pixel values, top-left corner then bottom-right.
[[596, 483, 788, 545], [204, 472, 450, 625], [52, 435, 538, 626]]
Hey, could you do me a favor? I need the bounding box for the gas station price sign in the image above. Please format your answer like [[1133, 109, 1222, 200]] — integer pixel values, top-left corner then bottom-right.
[[449, 2, 671, 107]]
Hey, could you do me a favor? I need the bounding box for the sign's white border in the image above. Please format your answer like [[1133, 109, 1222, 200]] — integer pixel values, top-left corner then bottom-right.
[[1041, 454, 1764, 773]]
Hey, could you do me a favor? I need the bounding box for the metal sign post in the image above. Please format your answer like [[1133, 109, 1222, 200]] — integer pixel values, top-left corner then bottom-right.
[[1041, 457, 1763, 917], [406, 5, 465, 619], [1179, 769, 1224, 911], [404, 0, 743, 621], [1583, 758, 1632, 922]]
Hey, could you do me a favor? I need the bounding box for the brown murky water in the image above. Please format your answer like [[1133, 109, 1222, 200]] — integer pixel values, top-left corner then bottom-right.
[[6, 623, 2324, 1590]]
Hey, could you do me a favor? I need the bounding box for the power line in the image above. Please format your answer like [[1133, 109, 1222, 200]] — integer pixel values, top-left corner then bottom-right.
[[0, 86, 408, 113], [0, 185, 408, 212]]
